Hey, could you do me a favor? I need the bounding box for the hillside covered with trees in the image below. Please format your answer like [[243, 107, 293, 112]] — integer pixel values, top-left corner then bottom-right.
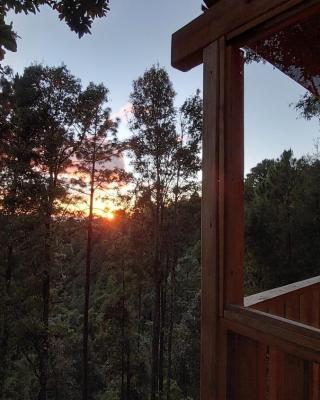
[[1, 60, 320, 400]]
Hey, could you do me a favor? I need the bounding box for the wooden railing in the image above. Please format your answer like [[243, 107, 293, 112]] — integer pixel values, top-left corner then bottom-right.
[[244, 276, 320, 325], [223, 276, 320, 399]]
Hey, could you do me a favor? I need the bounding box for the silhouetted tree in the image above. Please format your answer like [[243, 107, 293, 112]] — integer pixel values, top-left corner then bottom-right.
[[0, 0, 110, 60]]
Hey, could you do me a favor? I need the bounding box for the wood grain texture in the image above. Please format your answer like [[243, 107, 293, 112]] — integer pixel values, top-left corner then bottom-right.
[[244, 276, 320, 308], [227, 334, 260, 400], [171, 0, 305, 71], [223, 45, 244, 306], [224, 305, 320, 363], [201, 40, 220, 400]]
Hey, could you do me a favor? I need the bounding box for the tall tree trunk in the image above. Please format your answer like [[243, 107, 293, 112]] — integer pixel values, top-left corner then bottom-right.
[[137, 285, 141, 353], [159, 260, 168, 400], [39, 177, 54, 400], [151, 179, 162, 400], [82, 158, 95, 400], [121, 264, 125, 400], [167, 172, 180, 400], [166, 264, 175, 400], [126, 339, 131, 400], [0, 242, 13, 399], [39, 258, 50, 400], [151, 272, 161, 400]]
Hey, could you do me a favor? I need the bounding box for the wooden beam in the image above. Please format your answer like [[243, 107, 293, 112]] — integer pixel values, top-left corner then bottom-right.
[[244, 276, 320, 308], [224, 305, 320, 363], [171, 0, 305, 71], [201, 40, 244, 400], [201, 40, 221, 400], [223, 45, 244, 306]]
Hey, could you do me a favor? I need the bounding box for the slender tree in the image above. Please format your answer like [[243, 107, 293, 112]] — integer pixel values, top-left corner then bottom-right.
[[129, 66, 177, 400], [73, 82, 125, 400], [0, 64, 85, 399], [129, 66, 202, 400]]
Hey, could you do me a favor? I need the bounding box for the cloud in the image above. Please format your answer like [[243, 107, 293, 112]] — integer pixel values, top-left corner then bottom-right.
[[111, 102, 133, 125]]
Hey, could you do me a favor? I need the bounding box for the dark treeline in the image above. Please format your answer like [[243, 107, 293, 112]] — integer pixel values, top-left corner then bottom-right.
[[1, 60, 320, 400], [0, 64, 202, 400], [245, 149, 320, 294]]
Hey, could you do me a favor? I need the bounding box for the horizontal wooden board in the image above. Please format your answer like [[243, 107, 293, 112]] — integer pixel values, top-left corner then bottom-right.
[[244, 276, 320, 308], [223, 305, 320, 363], [171, 0, 305, 71]]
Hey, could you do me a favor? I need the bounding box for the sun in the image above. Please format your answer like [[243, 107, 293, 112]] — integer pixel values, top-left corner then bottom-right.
[[105, 211, 114, 220]]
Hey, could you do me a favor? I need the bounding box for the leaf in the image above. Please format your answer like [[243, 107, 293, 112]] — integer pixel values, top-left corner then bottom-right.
[[0, 22, 17, 52]]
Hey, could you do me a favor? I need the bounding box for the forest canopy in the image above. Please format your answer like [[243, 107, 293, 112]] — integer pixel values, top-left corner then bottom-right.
[[1, 58, 320, 400]]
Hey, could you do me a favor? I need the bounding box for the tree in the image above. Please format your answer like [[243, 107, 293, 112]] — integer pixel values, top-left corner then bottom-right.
[[0, 64, 85, 399], [0, 61, 204, 400], [129, 65, 177, 400], [244, 149, 320, 294], [0, 0, 110, 60], [166, 91, 202, 400], [129, 65, 202, 400], [72, 82, 126, 400]]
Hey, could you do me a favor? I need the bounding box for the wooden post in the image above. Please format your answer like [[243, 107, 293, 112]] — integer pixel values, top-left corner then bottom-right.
[[201, 37, 244, 400], [173, 3, 320, 400], [201, 40, 221, 400]]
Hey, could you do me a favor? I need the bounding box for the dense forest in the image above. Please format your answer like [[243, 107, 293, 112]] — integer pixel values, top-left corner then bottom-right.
[[1, 59, 320, 400]]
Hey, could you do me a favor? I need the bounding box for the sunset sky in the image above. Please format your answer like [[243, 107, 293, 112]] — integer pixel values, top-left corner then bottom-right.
[[4, 0, 320, 174]]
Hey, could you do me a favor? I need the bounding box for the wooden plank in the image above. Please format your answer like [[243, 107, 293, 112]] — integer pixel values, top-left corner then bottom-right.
[[268, 300, 285, 399], [223, 45, 244, 306], [311, 290, 320, 400], [244, 276, 320, 308], [216, 37, 228, 400], [227, 333, 261, 400], [201, 40, 220, 400], [223, 305, 320, 363], [229, 0, 320, 47], [312, 363, 320, 400], [280, 354, 310, 400], [269, 347, 284, 400], [223, 315, 320, 365], [257, 343, 268, 400], [279, 292, 305, 399], [216, 324, 228, 399], [218, 36, 226, 318], [301, 291, 314, 326], [171, 0, 305, 71], [285, 294, 301, 322], [312, 289, 320, 328]]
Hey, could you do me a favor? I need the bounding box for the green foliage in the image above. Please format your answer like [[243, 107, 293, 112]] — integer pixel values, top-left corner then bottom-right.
[[0, 0, 110, 60], [0, 63, 203, 400], [3, 59, 320, 400], [245, 149, 320, 293]]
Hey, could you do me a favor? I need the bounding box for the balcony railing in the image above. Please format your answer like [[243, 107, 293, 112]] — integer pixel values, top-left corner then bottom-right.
[[224, 276, 320, 399]]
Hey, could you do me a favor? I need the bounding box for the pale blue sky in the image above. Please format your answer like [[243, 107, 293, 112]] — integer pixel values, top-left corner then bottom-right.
[[4, 0, 320, 173]]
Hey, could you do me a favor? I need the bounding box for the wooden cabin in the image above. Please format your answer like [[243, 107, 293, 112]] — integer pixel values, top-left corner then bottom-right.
[[171, 1, 320, 399]]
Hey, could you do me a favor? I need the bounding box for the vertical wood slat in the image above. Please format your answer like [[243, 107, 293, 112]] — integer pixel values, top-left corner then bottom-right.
[[281, 293, 306, 400], [202, 39, 245, 400], [249, 285, 320, 400], [268, 301, 286, 400], [223, 43, 244, 306], [201, 40, 222, 400], [223, 42, 247, 400], [281, 292, 313, 400], [216, 37, 228, 400], [303, 288, 320, 400], [228, 333, 266, 400], [279, 354, 310, 400], [312, 290, 320, 400]]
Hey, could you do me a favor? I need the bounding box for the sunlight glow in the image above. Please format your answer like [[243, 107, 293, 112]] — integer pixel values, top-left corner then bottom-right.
[[105, 211, 114, 220]]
